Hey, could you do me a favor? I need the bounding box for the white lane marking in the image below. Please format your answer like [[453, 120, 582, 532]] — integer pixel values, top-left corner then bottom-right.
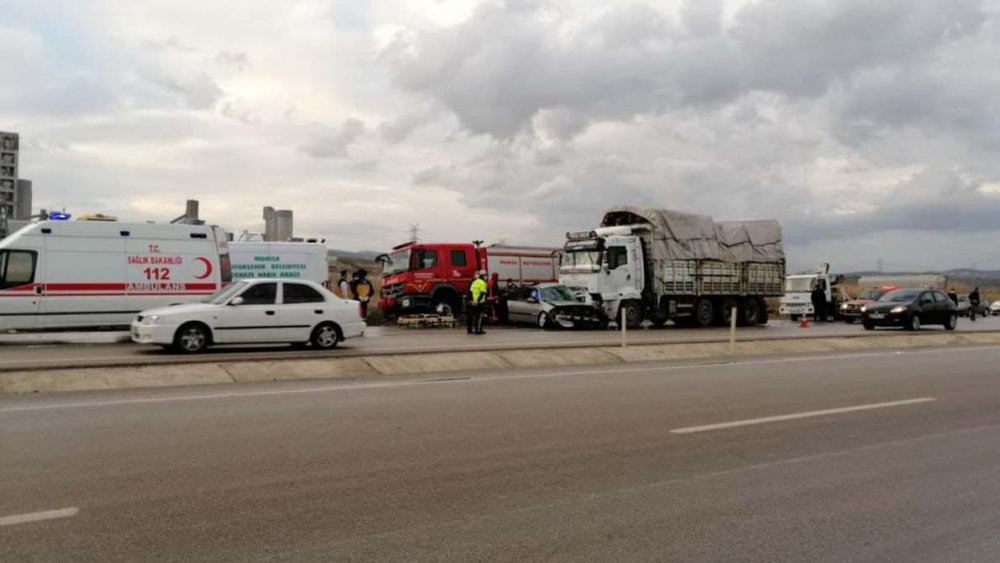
[[671, 397, 937, 434], [0, 346, 992, 414], [0, 507, 79, 527]]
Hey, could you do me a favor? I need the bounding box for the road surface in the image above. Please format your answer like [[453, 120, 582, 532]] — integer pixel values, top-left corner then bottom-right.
[[3, 344, 1000, 561], [2, 317, 999, 371]]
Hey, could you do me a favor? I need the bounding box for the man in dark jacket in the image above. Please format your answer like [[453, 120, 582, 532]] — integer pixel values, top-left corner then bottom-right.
[[970, 287, 981, 322], [811, 281, 827, 322]]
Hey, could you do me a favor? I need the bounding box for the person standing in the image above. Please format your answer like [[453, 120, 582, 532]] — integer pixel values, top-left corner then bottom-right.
[[970, 287, 981, 322], [337, 270, 351, 299], [351, 270, 375, 319], [811, 280, 827, 322], [948, 289, 959, 306], [468, 271, 488, 335]]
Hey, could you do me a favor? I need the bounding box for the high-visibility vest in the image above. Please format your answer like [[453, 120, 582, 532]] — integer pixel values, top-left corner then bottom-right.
[[471, 279, 488, 303]]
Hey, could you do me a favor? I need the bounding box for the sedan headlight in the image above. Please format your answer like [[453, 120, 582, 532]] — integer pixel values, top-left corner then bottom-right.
[[840, 303, 849, 310], [890, 306, 908, 314], [141, 315, 166, 325], [860, 305, 867, 313]]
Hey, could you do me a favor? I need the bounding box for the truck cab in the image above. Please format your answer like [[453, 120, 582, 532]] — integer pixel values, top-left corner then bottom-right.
[[778, 265, 843, 320], [378, 242, 477, 316], [559, 229, 645, 323]]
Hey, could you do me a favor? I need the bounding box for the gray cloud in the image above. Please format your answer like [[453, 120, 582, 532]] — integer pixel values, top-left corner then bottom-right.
[[300, 118, 366, 159], [377, 110, 436, 144], [384, 0, 985, 139], [215, 50, 251, 72], [152, 72, 225, 110]]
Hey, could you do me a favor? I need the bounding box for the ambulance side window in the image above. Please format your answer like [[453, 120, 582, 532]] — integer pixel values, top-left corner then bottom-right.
[[0, 250, 36, 289]]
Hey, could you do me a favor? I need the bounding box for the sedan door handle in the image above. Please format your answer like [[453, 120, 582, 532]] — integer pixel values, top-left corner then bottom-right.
[[315, 310, 324, 315], [265, 311, 276, 316]]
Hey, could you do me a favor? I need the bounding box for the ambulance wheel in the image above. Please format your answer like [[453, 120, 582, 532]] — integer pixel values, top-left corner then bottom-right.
[[173, 323, 210, 354], [311, 322, 341, 350]]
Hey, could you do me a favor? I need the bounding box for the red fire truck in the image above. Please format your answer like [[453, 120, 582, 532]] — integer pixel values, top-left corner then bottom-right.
[[378, 242, 558, 316]]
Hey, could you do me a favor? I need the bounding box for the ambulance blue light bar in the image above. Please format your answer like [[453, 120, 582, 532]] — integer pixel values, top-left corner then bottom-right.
[[50, 212, 71, 221]]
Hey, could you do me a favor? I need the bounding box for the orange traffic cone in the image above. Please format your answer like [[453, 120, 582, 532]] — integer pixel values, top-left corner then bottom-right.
[[800, 316, 810, 329]]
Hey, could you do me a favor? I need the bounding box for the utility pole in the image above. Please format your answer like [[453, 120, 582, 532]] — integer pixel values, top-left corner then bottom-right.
[[409, 223, 421, 243]]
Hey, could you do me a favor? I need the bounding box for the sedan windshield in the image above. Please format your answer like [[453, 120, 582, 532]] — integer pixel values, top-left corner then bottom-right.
[[382, 250, 411, 276], [208, 281, 248, 304], [540, 285, 576, 303], [879, 289, 923, 303]]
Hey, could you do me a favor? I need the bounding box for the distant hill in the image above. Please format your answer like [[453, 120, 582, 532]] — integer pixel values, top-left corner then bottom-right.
[[842, 269, 1000, 281]]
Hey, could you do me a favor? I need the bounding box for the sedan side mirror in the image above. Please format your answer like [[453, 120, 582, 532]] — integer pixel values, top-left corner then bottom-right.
[[230, 297, 245, 306], [527, 297, 538, 304]]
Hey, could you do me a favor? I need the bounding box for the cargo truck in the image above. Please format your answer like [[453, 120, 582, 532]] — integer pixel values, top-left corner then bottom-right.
[[377, 242, 558, 316], [559, 207, 785, 328]]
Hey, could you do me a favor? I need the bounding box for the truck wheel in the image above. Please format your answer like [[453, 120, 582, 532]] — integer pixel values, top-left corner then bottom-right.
[[716, 298, 738, 326], [740, 299, 763, 326], [620, 301, 644, 329], [758, 300, 770, 325], [694, 298, 714, 327]]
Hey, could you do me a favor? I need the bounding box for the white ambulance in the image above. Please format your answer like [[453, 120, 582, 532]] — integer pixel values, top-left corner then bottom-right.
[[228, 242, 330, 287], [0, 220, 231, 331]]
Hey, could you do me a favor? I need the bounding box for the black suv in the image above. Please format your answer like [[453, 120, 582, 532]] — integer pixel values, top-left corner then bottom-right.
[[861, 289, 958, 331]]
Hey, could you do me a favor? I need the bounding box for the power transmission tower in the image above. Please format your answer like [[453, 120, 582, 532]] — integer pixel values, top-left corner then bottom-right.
[[408, 223, 421, 243]]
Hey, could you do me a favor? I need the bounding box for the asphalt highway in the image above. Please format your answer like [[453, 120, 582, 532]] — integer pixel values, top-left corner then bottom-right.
[[2, 317, 999, 371], [4, 345, 1000, 561]]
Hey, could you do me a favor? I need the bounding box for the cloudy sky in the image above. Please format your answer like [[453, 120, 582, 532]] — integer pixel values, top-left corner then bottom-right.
[[3, 0, 1000, 271]]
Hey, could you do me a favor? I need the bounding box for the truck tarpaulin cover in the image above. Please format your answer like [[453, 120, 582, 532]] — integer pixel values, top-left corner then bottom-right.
[[601, 207, 784, 263]]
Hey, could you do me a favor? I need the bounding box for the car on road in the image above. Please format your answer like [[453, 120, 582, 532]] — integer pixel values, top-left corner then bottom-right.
[[505, 283, 609, 329], [861, 288, 958, 331], [839, 287, 889, 323], [131, 279, 365, 353], [992, 300, 1000, 316]]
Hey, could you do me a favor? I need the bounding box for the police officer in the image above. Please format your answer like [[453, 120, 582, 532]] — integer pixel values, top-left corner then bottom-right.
[[468, 270, 489, 335]]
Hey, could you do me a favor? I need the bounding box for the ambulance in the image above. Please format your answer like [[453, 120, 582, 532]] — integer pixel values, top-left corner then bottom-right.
[[0, 220, 231, 330], [228, 242, 330, 287]]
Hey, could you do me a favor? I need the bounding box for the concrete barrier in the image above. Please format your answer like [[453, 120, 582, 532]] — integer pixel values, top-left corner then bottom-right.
[[4, 332, 1000, 395]]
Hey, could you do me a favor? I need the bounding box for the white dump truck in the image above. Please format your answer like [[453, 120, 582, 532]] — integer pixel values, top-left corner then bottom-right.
[[559, 207, 785, 328], [778, 264, 846, 321]]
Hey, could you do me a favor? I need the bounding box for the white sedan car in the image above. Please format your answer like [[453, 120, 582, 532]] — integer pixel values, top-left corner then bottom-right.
[[132, 279, 365, 353]]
